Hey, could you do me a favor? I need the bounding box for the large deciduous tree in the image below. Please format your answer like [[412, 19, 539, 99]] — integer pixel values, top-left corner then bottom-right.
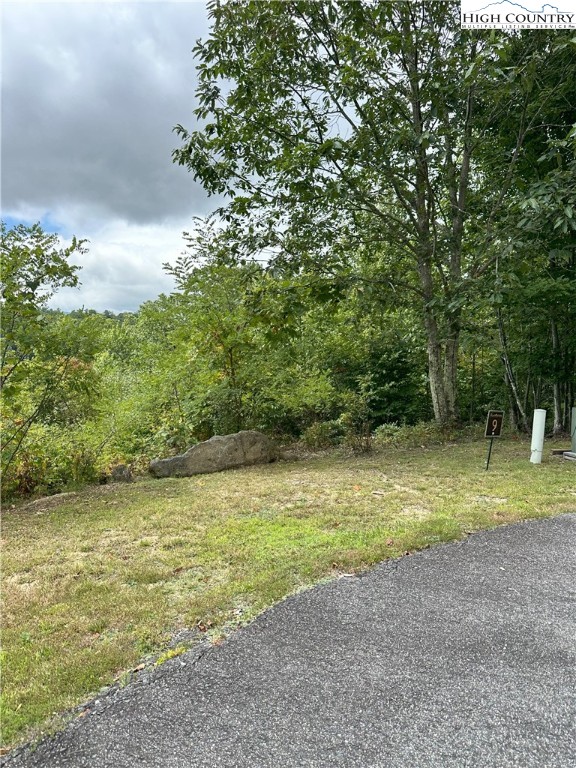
[[174, 0, 574, 423]]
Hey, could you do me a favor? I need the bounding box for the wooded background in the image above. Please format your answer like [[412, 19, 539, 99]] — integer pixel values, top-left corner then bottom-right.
[[2, 1, 575, 498]]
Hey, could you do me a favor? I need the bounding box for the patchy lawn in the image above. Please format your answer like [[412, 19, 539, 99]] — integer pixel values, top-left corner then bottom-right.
[[2, 439, 574, 748]]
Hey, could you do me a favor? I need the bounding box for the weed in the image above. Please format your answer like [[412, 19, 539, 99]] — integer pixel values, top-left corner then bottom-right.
[[154, 646, 188, 666]]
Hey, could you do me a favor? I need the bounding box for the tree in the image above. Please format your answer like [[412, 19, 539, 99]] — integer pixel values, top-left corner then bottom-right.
[[478, 31, 576, 432], [504, 152, 576, 433], [174, 1, 575, 424], [1, 222, 87, 477]]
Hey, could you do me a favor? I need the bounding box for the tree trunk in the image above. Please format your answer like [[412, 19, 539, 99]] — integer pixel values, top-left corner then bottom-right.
[[402, 9, 467, 428], [550, 319, 564, 435], [497, 309, 529, 431], [469, 351, 476, 424], [552, 383, 563, 435], [423, 308, 459, 424], [523, 373, 531, 417], [444, 322, 460, 423], [532, 376, 542, 412], [427, 339, 449, 423], [565, 375, 573, 431]]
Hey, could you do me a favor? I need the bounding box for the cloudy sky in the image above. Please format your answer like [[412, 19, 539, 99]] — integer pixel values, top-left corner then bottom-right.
[[2, 0, 214, 312]]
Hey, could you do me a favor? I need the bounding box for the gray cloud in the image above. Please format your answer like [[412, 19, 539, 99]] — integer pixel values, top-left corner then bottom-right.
[[1, 1, 218, 312], [51, 219, 185, 313], [2, 1, 211, 226]]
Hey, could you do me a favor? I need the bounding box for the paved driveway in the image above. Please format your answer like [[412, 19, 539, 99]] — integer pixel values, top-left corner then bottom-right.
[[5, 513, 576, 768]]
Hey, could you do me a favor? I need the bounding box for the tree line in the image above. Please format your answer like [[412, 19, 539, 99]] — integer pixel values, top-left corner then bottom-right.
[[1, 1, 574, 497]]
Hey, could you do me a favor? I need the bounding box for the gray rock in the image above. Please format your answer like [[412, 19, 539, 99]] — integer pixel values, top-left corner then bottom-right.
[[149, 430, 276, 478], [110, 464, 133, 483]]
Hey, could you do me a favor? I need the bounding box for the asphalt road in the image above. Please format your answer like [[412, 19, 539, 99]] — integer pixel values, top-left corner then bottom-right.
[[5, 513, 576, 768]]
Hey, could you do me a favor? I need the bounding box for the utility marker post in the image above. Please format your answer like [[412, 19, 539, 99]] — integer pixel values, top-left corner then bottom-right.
[[530, 409, 547, 464], [484, 410, 504, 471], [572, 407, 576, 453]]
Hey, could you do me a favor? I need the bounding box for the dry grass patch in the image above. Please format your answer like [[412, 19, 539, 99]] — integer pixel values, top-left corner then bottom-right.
[[1, 439, 574, 748]]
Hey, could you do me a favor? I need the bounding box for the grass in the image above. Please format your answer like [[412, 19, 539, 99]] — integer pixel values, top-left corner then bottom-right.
[[1, 438, 574, 748]]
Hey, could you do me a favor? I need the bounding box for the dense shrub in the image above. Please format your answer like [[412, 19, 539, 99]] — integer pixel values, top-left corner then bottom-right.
[[373, 421, 485, 449], [301, 420, 343, 449], [2, 424, 103, 499]]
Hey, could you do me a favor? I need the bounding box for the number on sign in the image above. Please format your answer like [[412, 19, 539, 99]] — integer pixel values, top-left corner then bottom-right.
[[484, 411, 504, 439]]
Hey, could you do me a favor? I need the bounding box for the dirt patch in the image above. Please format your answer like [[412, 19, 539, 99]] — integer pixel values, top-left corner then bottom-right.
[[21, 492, 78, 512], [400, 504, 432, 520]]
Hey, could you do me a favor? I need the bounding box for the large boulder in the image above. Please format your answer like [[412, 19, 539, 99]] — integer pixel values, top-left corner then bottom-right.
[[149, 430, 277, 478]]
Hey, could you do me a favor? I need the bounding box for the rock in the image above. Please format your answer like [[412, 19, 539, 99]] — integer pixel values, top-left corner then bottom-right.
[[149, 430, 276, 478], [110, 464, 133, 483]]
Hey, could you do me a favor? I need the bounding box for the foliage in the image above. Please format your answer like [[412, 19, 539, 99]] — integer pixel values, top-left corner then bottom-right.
[[2, 19, 575, 498], [173, 1, 575, 423], [1, 422, 103, 498], [2, 240, 570, 499], [1, 223, 93, 489], [301, 420, 343, 449], [372, 421, 485, 449], [1, 222, 84, 398]]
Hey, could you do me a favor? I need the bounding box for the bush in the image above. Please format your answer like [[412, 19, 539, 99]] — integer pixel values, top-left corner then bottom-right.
[[301, 420, 343, 449], [372, 420, 485, 449], [337, 413, 372, 453], [2, 424, 104, 500], [371, 422, 403, 446], [335, 382, 374, 453]]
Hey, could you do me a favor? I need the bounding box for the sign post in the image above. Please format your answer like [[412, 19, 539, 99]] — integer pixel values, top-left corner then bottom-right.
[[484, 410, 504, 471]]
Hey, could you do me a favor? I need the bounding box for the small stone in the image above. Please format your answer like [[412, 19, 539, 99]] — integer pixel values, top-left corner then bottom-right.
[[110, 464, 133, 483]]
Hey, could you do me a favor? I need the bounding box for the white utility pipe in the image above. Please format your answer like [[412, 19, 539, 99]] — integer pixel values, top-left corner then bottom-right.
[[571, 406, 576, 453], [530, 409, 546, 464]]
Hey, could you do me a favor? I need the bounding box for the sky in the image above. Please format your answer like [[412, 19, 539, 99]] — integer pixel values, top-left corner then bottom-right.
[[1, 0, 214, 312]]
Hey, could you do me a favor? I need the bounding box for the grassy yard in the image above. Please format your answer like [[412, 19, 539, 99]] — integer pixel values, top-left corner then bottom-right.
[[2, 439, 574, 748]]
